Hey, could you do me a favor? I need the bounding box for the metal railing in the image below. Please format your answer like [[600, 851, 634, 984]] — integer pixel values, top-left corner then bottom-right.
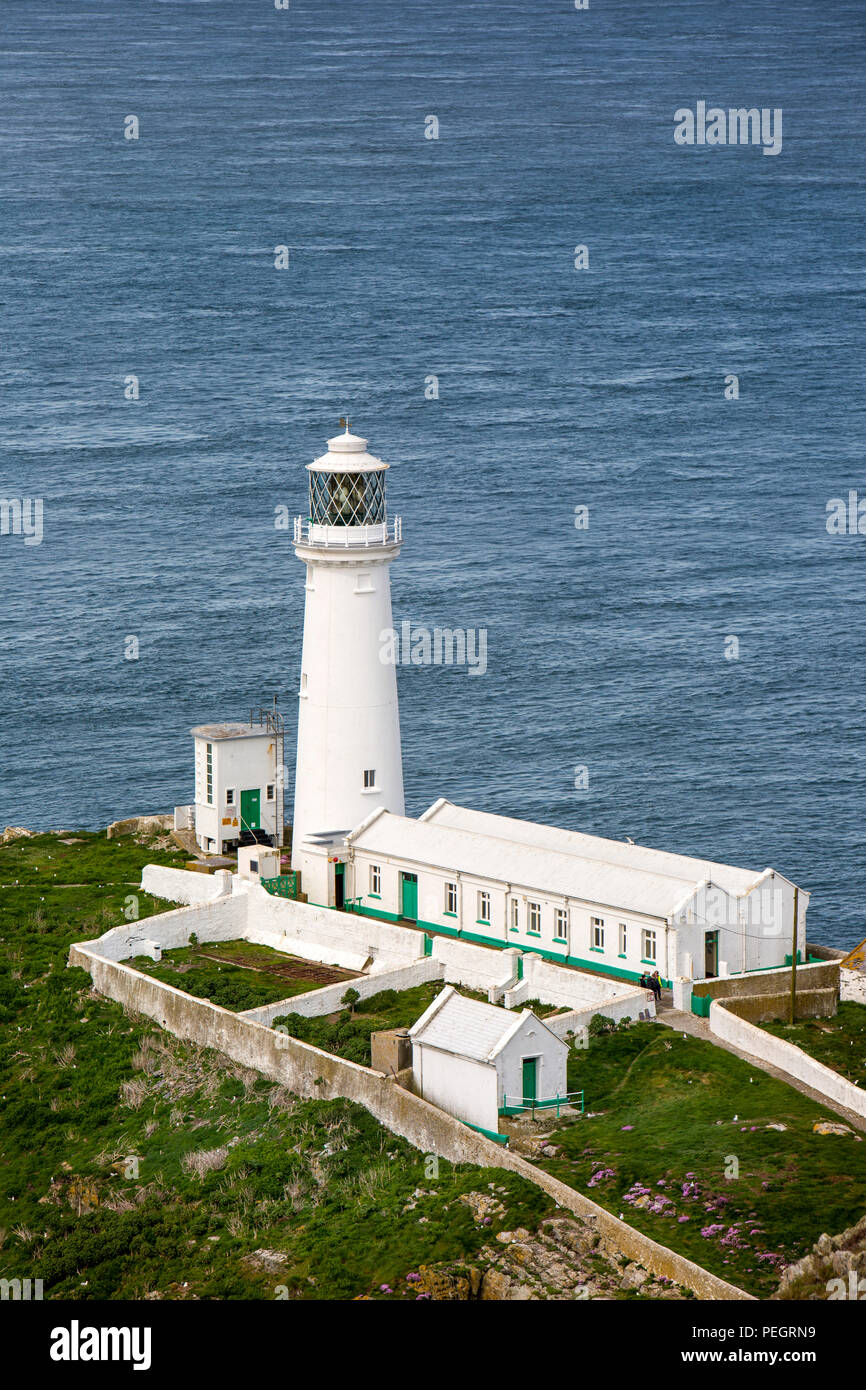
[[260, 873, 300, 899], [500, 1090, 585, 1119], [293, 516, 402, 548]]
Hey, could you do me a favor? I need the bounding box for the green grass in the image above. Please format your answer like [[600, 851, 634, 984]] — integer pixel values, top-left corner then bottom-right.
[[541, 1021, 866, 1297], [122, 940, 328, 1013], [759, 1001, 866, 1087], [0, 832, 559, 1300], [272, 981, 489, 1067]]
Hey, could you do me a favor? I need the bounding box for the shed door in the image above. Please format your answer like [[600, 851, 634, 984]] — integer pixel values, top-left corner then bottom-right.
[[240, 788, 261, 832], [522, 1057, 537, 1105]]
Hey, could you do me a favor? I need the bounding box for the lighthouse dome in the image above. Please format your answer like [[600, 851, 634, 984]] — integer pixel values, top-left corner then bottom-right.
[[308, 427, 390, 475]]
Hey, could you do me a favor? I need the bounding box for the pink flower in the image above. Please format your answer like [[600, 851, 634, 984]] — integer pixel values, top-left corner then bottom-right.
[[621, 1125, 634, 1131]]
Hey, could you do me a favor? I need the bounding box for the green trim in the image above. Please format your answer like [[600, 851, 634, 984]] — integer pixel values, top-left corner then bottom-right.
[[462, 1121, 508, 1145], [476, 919, 491, 926], [553, 936, 567, 944], [590, 946, 604, 953], [368, 893, 381, 900], [617, 952, 627, 959], [345, 905, 672, 986], [640, 957, 657, 965], [443, 910, 457, 918]]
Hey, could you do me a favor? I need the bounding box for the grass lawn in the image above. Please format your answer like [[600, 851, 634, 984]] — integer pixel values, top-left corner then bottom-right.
[[539, 1021, 866, 1297], [0, 833, 560, 1300], [272, 981, 489, 1067], [121, 939, 352, 1013], [759, 1001, 866, 1087]]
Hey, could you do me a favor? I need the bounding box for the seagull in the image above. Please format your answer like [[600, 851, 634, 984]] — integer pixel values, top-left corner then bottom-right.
[[625, 836, 634, 844]]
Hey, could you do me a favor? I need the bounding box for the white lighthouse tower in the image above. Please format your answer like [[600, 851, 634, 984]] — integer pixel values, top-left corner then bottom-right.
[[291, 427, 405, 907]]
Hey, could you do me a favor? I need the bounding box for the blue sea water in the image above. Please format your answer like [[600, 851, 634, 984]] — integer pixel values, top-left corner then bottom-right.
[[0, 0, 864, 947]]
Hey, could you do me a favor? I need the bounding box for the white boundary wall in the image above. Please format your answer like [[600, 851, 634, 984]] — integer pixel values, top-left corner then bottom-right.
[[142, 864, 232, 905], [241, 958, 446, 1026], [710, 999, 866, 1120]]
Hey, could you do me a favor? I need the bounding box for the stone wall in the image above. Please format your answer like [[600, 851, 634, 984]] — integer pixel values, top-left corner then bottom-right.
[[719, 989, 837, 1026], [692, 961, 839, 1002], [68, 936, 750, 1301]]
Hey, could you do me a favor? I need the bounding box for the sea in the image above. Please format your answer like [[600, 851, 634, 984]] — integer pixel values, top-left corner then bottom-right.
[[1, 0, 864, 947]]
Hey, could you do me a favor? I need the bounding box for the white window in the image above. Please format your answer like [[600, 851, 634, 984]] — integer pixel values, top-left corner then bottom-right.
[[510, 899, 519, 931], [206, 743, 213, 805], [354, 572, 374, 593], [363, 769, 376, 789], [225, 788, 235, 806], [591, 917, 604, 950], [554, 907, 568, 941], [369, 864, 381, 896], [642, 928, 657, 962], [527, 901, 541, 934], [618, 922, 627, 955], [300, 672, 308, 694], [266, 784, 275, 802], [445, 882, 457, 915], [477, 890, 491, 923]]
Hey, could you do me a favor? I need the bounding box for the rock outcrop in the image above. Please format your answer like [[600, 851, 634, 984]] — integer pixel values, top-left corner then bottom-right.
[[772, 1215, 866, 1299]]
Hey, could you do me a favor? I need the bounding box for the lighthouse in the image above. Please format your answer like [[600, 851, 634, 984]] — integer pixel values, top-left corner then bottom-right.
[[291, 427, 405, 907]]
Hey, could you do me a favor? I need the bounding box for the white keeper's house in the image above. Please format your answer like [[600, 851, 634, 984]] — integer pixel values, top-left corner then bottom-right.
[[189, 423, 812, 991]]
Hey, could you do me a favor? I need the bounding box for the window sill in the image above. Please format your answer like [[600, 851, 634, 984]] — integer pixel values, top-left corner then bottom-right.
[[360, 788, 380, 795], [476, 919, 490, 926], [368, 894, 382, 900], [553, 936, 567, 944], [640, 958, 657, 965], [617, 952, 627, 959], [443, 911, 458, 918], [526, 930, 541, 938], [590, 946, 604, 954]]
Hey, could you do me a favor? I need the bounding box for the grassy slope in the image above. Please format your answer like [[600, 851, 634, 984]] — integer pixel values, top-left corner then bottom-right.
[[0, 832, 555, 1300], [759, 1001, 866, 1087], [540, 1021, 866, 1297]]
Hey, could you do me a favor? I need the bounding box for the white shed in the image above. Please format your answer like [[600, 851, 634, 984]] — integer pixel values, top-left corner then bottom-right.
[[408, 985, 569, 1134], [191, 723, 279, 856]]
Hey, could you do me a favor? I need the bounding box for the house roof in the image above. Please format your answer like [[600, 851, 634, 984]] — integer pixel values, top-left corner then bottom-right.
[[408, 986, 562, 1062], [191, 723, 272, 742], [346, 806, 765, 919], [419, 799, 775, 905]]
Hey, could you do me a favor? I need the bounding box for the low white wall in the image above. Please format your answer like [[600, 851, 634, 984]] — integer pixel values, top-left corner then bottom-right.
[[521, 952, 647, 1013], [142, 864, 232, 906], [247, 886, 424, 967], [240, 958, 446, 1026], [81, 897, 249, 964], [710, 999, 866, 1119], [543, 990, 655, 1039]]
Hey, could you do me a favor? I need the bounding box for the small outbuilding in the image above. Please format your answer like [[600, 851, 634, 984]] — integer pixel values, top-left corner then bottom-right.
[[190, 722, 280, 856], [408, 985, 569, 1134]]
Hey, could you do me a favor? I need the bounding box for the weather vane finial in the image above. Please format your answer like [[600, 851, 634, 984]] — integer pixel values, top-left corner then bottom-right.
[[339, 415, 350, 433]]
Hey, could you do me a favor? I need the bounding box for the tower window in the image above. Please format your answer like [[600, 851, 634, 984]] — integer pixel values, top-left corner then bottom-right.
[[445, 882, 458, 916], [363, 769, 376, 789], [226, 788, 235, 806], [206, 743, 213, 805], [266, 784, 275, 802]]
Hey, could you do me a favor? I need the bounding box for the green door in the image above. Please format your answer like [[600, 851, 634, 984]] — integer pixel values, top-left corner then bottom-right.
[[522, 1057, 537, 1106], [240, 788, 261, 833], [400, 872, 418, 921]]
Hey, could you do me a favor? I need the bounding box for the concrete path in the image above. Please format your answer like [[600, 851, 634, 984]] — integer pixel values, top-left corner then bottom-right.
[[655, 999, 866, 1134]]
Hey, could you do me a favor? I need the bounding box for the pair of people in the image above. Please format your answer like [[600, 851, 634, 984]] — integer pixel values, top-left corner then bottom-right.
[[641, 969, 662, 1000]]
